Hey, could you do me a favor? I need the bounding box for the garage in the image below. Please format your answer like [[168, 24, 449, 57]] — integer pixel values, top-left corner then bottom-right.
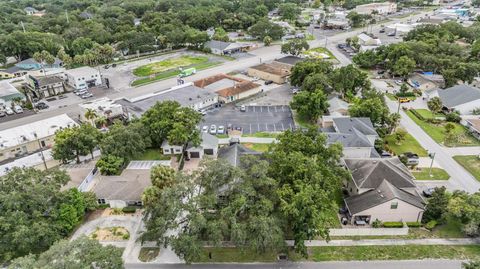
[[86, 80, 97, 88], [189, 151, 200, 158], [204, 149, 214, 155]]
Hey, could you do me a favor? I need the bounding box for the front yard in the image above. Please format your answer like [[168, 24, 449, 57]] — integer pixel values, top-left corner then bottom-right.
[[453, 155, 480, 181], [411, 168, 450, 180], [406, 110, 480, 147], [384, 133, 428, 157]]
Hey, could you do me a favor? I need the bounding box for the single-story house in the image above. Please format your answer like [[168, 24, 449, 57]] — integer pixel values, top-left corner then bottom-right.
[[194, 74, 261, 103], [355, 2, 397, 15], [408, 73, 445, 91], [247, 63, 290, 84], [328, 95, 349, 116], [64, 66, 102, 90], [218, 143, 262, 167], [24, 7, 38, 15], [186, 132, 219, 159], [0, 70, 15, 79], [80, 11, 93, 20], [204, 40, 252, 55], [426, 84, 480, 115], [465, 118, 480, 139], [343, 157, 425, 225], [0, 81, 25, 108], [79, 97, 126, 123], [26, 75, 65, 98], [358, 33, 381, 46], [324, 19, 349, 30]]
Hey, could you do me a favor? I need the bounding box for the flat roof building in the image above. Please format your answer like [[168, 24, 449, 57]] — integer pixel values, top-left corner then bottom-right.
[[0, 81, 25, 108], [194, 74, 261, 103], [64, 66, 102, 90]]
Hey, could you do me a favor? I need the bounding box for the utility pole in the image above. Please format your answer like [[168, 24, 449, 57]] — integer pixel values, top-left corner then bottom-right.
[[20, 21, 26, 33], [397, 98, 401, 114], [428, 152, 436, 178], [33, 132, 47, 170]]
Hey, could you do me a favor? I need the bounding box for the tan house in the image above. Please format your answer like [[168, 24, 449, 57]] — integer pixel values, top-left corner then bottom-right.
[[343, 158, 425, 225], [247, 63, 290, 84], [465, 119, 480, 140], [0, 114, 77, 162], [194, 74, 261, 103]]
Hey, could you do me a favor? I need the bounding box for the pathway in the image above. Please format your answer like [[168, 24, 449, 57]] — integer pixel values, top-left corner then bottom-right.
[[286, 238, 480, 247]]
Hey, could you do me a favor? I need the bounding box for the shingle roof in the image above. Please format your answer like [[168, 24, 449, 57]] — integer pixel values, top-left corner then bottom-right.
[[333, 117, 377, 136], [344, 157, 416, 189], [218, 144, 262, 167], [325, 132, 372, 147], [274, 56, 304, 66], [437, 85, 480, 108], [92, 169, 151, 201], [345, 179, 425, 214], [205, 40, 232, 51]]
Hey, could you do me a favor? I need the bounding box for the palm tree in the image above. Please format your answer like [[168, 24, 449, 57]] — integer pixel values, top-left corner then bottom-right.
[[95, 116, 107, 129], [84, 108, 97, 126], [389, 113, 401, 134], [33, 50, 55, 77]]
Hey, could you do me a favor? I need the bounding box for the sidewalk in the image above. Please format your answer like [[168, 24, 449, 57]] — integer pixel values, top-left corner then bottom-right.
[[286, 238, 480, 247]]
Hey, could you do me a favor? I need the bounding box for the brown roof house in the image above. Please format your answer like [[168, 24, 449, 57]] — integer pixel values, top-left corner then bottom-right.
[[247, 62, 291, 84], [343, 157, 425, 225], [194, 74, 261, 103]]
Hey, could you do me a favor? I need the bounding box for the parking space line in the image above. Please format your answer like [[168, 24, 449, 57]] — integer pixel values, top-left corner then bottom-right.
[[253, 107, 256, 112], [267, 106, 270, 112], [265, 123, 268, 131], [257, 123, 260, 131], [281, 123, 285, 131], [260, 106, 263, 112], [273, 124, 276, 132], [249, 124, 252, 134], [275, 106, 277, 112]]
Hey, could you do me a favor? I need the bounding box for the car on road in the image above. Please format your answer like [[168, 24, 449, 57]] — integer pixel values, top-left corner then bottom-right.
[[81, 92, 93, 99], [379, 28, 386, 33], [104, 64, 110, 69], [387, 32, 395, 36], [240, 105, 246, 112], [218, 125, 225, 134], [35, 102, 49, 110], [394, 80, 403, 85], [112, 63, 117, 67], [0, 110, 5, 117], [5, 107, 14, 115], [13, 105, 23, 113], [380, 151, 392, 158], [264, 80, 273, 85], [209, 124, 217, 134], [202, 126, 209, 133], [422, 187, 435, 197], [398, 97, 411, 103], [337, 44, 347, 49]]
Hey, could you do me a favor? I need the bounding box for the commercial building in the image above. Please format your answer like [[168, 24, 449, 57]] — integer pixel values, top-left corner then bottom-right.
[[26, 75, 65, 98], [0, 114, 77, 162], [78, 97, 126, 123], [204, 40, 253, 55], [194, 74, 261, 103], [64, 66, 102, 90], [247, 63, 290, 84], [0, 81, 26, 108], [357, 33, 382, 46], [355, 2, 397, 15]]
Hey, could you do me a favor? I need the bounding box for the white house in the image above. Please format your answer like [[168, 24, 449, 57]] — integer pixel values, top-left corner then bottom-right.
[[162, 133, 219, 159], [355, 2, 397, 15], [204, 40, 253, 55], [357, 33, 382, 46], [426, 85, 480, 115], [64, 66, 102, 90]]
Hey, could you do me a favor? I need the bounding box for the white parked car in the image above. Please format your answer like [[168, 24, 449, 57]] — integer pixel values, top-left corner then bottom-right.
[[209, 124, 217, 134], [13, 105, 23, 113], [202, 126, 209, 133], [75, 89, 88, 95], [5, 107, 14, 115], [240, 105, 246, 112], [81, 92, 93, 99], [217, 125, 225, 134]]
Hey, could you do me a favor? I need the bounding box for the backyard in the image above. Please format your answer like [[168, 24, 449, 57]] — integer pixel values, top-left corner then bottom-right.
[[384, 133, 428, 157], [411, 167, 450, 180], [137, 149, 171, 160], [406, 109, 480, 147], [453, 155, 480, 181], [243, 143, 270, 152]]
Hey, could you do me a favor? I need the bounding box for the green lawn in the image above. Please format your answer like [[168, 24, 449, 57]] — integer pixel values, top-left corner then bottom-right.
[[242, 143, 271, 152], [241, 132, 279, 138], [453, 155, 480, 181], [385, 93, 416, 101], [412, 168, 450, 180], [131, 61, 222, 86], [137, 149, 171, 160], [384, 133, 428, 157], [196, 247, 283, 262], [293, 112, 316, 129], [415, 109, 445, 120], [303, 47, 336, 60], [216, 134, 229, 139], [133, 55, 209, 76], [406, 110, 480, 147]]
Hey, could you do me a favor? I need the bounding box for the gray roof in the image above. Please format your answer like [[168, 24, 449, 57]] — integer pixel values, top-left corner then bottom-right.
[[218, 143, 261, 167], [274, 56, 304, 66], [344, 157, 416, 189], [24, 7, 38, 12], [437, 85, 480, 108], [92, 169, 151, 201], [196, 132, 219, 149], [325, 132, 372, 147], [32, 75, 64, 86], [333, 117, 377, 136], [4, 66, 23, 74], [205, 40, 232, 51], [345, 179, 425, 214]]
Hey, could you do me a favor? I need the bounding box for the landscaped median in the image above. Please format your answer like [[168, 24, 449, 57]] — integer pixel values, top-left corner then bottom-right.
[[453, 155, 480, 181]]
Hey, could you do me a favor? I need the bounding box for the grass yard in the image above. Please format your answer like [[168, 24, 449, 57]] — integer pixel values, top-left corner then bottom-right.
[[384, 133, 428, 157], [412, 168, 450, 180], [133, 55, 209, 77], [293, 112, 316, 129], [196, 247, 282, 262], [242, 143, 271, 152], [306, 245, 480, 261], [139, 247, 160, 262], [453, 155, 480, 181], [415, 109, 445, 120], [406, 110, 480, 147], [137, 149, 171, 160], [241, 132, 279, 138], [216, 134, 229, 139], [303, 47, 336, 60]]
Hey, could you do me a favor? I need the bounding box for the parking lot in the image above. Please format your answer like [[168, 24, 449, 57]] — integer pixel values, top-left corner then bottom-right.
[[202, 105, 295, 134]]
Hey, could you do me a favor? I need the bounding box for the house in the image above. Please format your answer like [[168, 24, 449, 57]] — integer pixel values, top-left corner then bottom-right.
[[355, 2, 397, 15], [247, 63, 291, 84], [328, 95, 349, 116], [116, 83, 218, 117], [64, 66, 102, 90], [24, 7, 38, 15], [218, 143, 262, 167], [0, 81, 25, 108], [79, 11, 93, 20], [204, 40, 252, 55], [0, 114, 77, 162], [357, 33, 381, 46], [0, 70, 15, 79], [194, 74, 261, 103], [272, 56, 304, 69], [162, 132, 219, 159], [323, 117, 379, 158], [324, 19, 350, 30], [79, 97, 126, 124], [343, 157, 425, 225], [15, 58, 63, 71], [385, 23, 418, 35], [26, 75, 65, 99], [465, 119, 480, 139], [426, 85, 480, 115], [93, 160, 171, 208], [408, 73, 445, 91]]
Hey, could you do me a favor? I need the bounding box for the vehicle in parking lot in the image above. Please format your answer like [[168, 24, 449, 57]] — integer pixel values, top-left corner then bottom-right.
[[202, 126, 209, 133], [337, 44, 347, 49], [218, 125, 225, 134], [380, 151, 392, 158], [240, 105, 246, 112], [398, 97, 411, 103], [5, 107, 14, 115], [379, 28, 385, 33], [0, 110, 5, 117], [394, 80, 403, 85], [387, 32, 395, 36], [209, 125, 217, 134], [264, 80, 273, 85], [81, 92, 93, 99], [35, 102, 49, 110], [75, 89, 87, 95], [112, 63, 117, 67], [13, 105, 23, 113], [104, 64, 110, 69]]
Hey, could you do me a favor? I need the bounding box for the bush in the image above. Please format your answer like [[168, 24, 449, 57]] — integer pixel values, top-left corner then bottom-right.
[[98, 204, 110, 209], [372, 219, 382, 228], [425, 118, 443, 124], [96, 155, 124, 175], [382, 222, 404, 228], [446, 112, 461, 123], [406, 222, 421, 227], [122, 206, 137, 213], [395, 92, 416, 97], [410, 109, 425, 121], [122, 233, 130, 240], [425, 220, 437, 230]]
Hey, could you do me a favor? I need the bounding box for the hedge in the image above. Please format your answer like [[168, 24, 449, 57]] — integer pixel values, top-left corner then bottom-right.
[[406, 222, 421, 227], [395, 92, 416, 97], [409, 109, 425, 121], [382, 222, 404, 228], [122, 206, 137, 213]]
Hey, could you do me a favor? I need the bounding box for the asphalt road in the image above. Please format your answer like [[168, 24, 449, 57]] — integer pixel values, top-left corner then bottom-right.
[[125, 260, 463, 269]]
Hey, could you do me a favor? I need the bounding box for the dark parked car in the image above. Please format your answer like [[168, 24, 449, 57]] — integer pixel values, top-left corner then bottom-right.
[[264, 80, 273, 85], [423, 187, 435, 198], [35, 102, 49, 110], [0, 110, 5, 117]]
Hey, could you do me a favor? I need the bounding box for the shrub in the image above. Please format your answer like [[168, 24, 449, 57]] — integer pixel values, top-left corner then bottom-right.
[[122, 206, 137, 213], [122, 233, 130, 240], [91, 233, 97, 239], [98, 204, 110, 209], [96, 155, 124, 175], [426, 118, 443, 124], [446, 112, 461, 123], [410, 109, 425, 121], [382, 222, 404, 228], [425, 220, 437, 230], [395, 92, 416, 97], [406, 222, 421, 227], [372, 219, 382, 228]]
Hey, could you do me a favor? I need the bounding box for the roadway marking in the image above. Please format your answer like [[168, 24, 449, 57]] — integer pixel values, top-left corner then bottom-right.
[[260, 106, 263, 112], [257, 123, 260, 132], [249, 124, 252, 134], [273, 124, 276, 132], [281, 123, 285, 131], [265, 123, 268, 131], [275, 106, 277, 112], [267, 106, 270, 112]]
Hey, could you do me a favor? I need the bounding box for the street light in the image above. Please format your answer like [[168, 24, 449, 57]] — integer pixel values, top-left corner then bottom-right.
[[428, 152, 436, 178], [33, 132, 47, 170]]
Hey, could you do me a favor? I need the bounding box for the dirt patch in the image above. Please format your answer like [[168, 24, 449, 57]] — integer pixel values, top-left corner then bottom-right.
[[91, 227, 130, 241], [139, 247, 160, 262]]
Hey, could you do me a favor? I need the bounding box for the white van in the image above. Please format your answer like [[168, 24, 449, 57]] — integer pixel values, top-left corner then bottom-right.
[[13, 105, 23, 113]]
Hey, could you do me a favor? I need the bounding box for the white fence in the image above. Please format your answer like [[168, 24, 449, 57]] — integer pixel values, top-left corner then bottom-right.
[[329, 227, 409, 236], [78, 167, 97, 192]]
